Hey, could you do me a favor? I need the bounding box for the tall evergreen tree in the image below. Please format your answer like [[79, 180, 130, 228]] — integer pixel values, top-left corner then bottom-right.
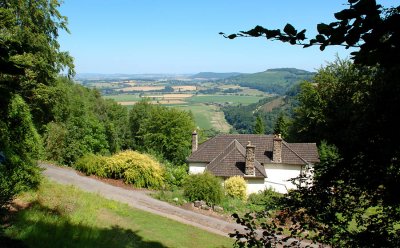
[[273, 112, 289, 138], [254, 115, 265, 134]]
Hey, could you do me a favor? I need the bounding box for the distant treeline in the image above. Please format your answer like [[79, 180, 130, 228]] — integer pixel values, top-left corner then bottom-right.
[[219, 68, 314, 95], [222, 84, 301, 134]]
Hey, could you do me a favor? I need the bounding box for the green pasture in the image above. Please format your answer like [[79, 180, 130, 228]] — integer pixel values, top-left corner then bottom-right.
[[188, 95, 263, 105]]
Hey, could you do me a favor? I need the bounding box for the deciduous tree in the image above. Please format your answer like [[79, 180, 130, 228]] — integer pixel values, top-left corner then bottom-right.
[[0, 0, 73, 215], [224, 1, 400, 246], [129, 99, 196, 164]]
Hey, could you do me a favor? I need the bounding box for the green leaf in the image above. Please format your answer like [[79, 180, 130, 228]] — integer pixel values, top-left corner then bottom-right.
[[334, 9, 357, 20], [316, 34, 326, 43], [345, 28, 361, 46], [283, 23, 297, 36], [317, 23, 331, 35], [265, 29, 281, 39], [296, 29, 307, 40], [228, 34, 237, 39], [353, 0, 377, 14]]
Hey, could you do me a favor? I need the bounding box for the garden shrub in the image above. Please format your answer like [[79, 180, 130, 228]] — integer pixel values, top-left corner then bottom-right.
[[121, 151, 164, 189], [74, 153, 107, 177], [164, 163, 188, 189], [73, 150, 165, 189], [143, 151, 188, 189], [183, 172, 223, 205], [247, 188, 282, 211], [224, 176, 247, 200]]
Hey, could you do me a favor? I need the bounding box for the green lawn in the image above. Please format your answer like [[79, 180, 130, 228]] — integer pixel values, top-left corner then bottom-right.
[[4, 180, 232, 248], [188, 95, 263, 105]]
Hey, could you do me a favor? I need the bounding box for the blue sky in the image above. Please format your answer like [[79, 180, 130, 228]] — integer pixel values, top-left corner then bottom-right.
[[58, 0, 397, 74]]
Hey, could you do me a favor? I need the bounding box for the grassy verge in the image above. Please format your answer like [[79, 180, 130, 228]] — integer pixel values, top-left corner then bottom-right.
[[3, 180, 232, 248]]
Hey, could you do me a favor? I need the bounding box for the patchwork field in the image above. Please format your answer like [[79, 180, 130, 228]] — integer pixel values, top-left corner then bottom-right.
[[103, 93, 261, 132], [98, 78, 269, 133], [121, 86, 165, 92], [173, 104, 231, 132], [145, 94, 194, 99], [103, 94, 142, 102], [188, 95, 263, 105], [172, 85, 197, 91]]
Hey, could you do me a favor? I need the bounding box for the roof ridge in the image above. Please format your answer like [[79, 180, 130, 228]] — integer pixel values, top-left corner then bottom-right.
[[207, 139, 243, 171], [288, 142, 317, 145], [234, 139, 246, 156], [282, 141, 310, 164], [207, 139, 267, 178]]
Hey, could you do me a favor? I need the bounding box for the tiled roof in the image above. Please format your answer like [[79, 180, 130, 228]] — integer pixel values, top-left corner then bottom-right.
[[206, 140, 267, 178], [187, 134, 319, 165]]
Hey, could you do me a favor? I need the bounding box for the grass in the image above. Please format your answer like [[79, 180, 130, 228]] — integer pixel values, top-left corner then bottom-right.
[[188, 95, 263, 105], [152, 189, 188, 206], [152, 188, 280, 217], [3, 180, 232, 248], [173, 104, 231, 132]]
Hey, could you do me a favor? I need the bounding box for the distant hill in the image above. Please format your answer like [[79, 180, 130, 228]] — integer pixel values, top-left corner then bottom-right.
[[221, 68, 314, 95], [75, 73, 191, 81], [190, 72, 244, 80]]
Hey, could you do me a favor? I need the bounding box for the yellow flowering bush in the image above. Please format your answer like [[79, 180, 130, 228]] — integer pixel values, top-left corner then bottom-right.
[[118, 151, 164, 189], [74, 150, 164, 189], [74, 153, 107, 177], [224, 176, 247, 200]]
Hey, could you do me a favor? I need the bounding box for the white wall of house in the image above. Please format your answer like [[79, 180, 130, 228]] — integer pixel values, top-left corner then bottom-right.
[[189, 162, 309, 195], [244, 178, 267, 195], [188, 162, 207, 174], [264, 164, 303, 193]]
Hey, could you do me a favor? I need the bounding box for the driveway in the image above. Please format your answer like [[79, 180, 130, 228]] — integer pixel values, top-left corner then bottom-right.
[[41, 163, 245, 237]]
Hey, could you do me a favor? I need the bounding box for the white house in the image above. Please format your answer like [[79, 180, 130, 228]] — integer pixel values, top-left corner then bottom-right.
[[187, 131, 319, 194]]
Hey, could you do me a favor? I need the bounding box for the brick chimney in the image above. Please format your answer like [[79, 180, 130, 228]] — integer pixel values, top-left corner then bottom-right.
[[245, 141, 256, 175], [273, 134, 282, 163], [191, 130, 198, 153]]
